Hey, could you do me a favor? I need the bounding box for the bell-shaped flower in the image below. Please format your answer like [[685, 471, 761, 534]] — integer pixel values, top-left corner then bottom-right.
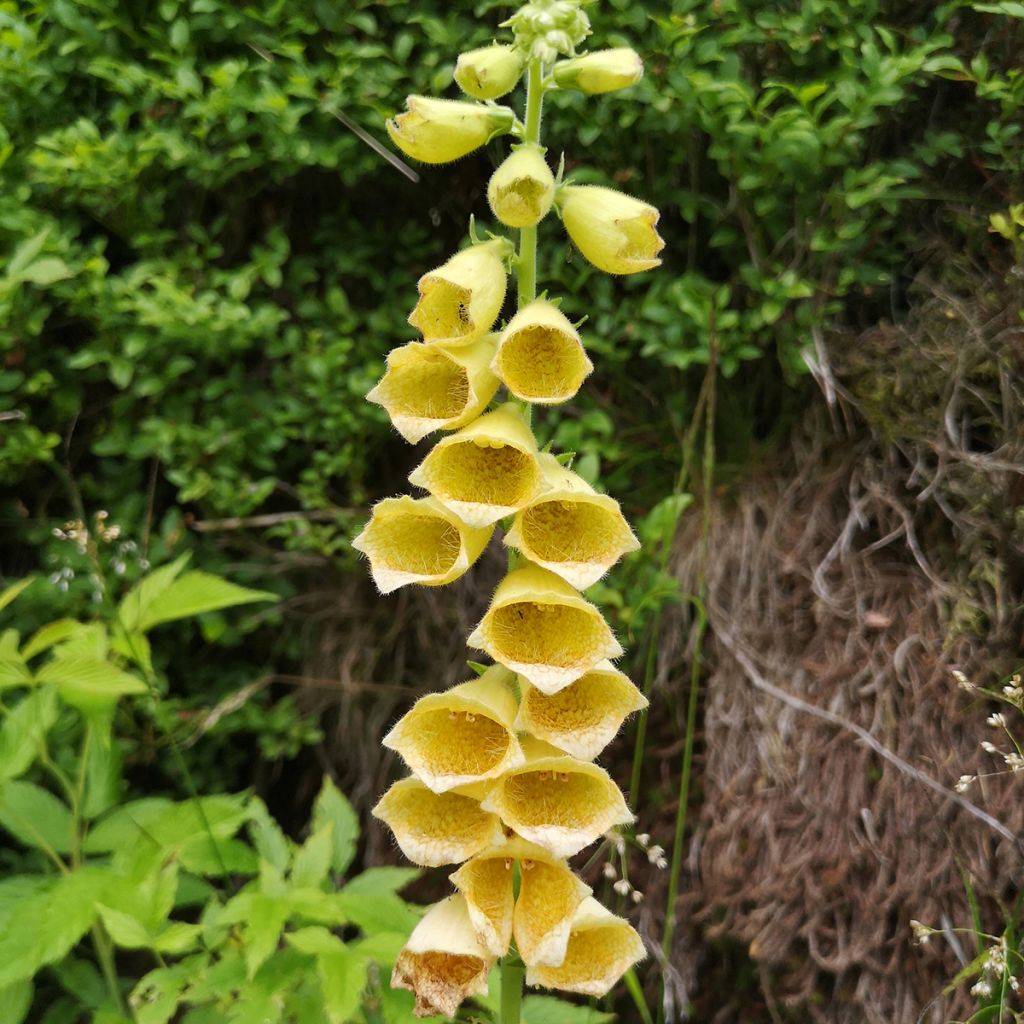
[[480, 738, 633, 858], [383, 666, 524, 792], [387, 96, 515, 164], [487, 145, 556, 228], [409, 404, 543, 528], [455, 44, 524, 100], [366, 336, 500, 444], [467, 563, 622, 692], [558, 185, 664, 275], [450, 836, 591, 966], [408, 239, 511, 347], [515, 660, 648, 760], [352, 495, 493, 594], [552, 48, 644, 95], [491, 301, 593, 405], [525, 896, 645, 996], [505, 454, 639, 587], [372, 778, 504, 867], [392, 894, 495, 1017]]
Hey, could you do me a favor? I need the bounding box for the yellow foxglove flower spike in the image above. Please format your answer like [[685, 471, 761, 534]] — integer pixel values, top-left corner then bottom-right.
[[408, 404, 543, 528], [366, 336, 500, 444], [455, 44, 524, 100], [515, 659, 648, 760], [480, 738, 633, 858], [352, 495, 493, 594], [387, 96, 516, 164], [558, 184, 665, 275], [408, 239, 511, 347], [372, 778, 505, 867], [491, 300, 593, 405], [467, 563, 622, 692], [552, 47, 644, 95], [383, 666, 525, 792], [525, 896, 645, 997], [487, 145, 556, 228], [505, 452, 639, 586], [392, 894, 495, 1017]]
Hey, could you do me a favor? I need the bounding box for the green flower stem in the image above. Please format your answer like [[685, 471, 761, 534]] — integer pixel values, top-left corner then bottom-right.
[[515, 57, 544, 310], [500, 956, 526, 1024]]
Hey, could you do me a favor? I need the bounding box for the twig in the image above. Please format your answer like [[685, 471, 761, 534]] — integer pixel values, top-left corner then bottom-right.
[[190, 509, 348, 532]]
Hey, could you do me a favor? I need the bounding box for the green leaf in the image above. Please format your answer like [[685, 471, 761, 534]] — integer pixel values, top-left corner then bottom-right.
[[132, 962, 193, 1024], [522, 996, 615, 1023], [116, 555, 191, 634], [973, 1, 1024, 15], [21, 257, 74, 286], [248, 797, 290, 873], [7, 231, 49, 279], [138, 571, 276, 631], [178, 835, 258, 876], [82, 730, 122, 820], [36, 655, 147, 712], [285, 926, 345, 957], [0, 656, 32, 691], [0, 979, 33, 1024], [0, 577, 36, 613], [22, 619, 82, 661], [0, 875, 51, 932], [335, 870, 419, 936], [243, 894, 289, 979], [97, 904, 152, 949], [350, 930, 407, 965], [0, 687, 59, 783], [55, 956, 107, 1010], [311, 776, 359, 875], [151, 922, 202, 954], [318, 947, 365, 1024], [291, 823, 333, 888], [0, 780, 73, 853]]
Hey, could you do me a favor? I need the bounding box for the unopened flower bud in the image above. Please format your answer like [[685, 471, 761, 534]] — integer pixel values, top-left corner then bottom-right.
[[387, 96, 515, 164], [553, 48, 644, 95], [558, 185, 664, 275], [488, 145, 556, 228], [455, 45, 524, 100]]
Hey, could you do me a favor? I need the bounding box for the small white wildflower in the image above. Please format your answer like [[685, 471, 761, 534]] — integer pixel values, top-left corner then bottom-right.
[[602, 862, 617, 880], [1005, 753, 1024, 772], [970, 978, 992, 998], [955, 775, 975, 793], [635, 833, 650, 848], [139, 558, 151, 570], [51, 528, 66, 539], [982, 741, 998, 753], [910, 920, 932, 945], [655, 856, 669, 870], [612, 878, 632, 896], [112, 560, 127, 576], [953, 669, 975, 692], [646, 844, 665, 864], [1011, 975, 1021, 993], [631, 890, 643, 904], [987, 713, 1006, 728]]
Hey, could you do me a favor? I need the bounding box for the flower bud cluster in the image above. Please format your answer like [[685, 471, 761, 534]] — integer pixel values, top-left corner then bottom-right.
[[360, 4, 664, 1017]]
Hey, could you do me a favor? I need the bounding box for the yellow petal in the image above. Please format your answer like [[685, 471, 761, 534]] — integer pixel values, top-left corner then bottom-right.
[[372, 778, 505, 866], [393, 895, 495, 1017], [487, 145, 556, 228], [525, 896, 645, 997], [409, 404, 543, 528], [505, 454, 640, 587], [352, 496, 493, 594], [552, 48, 644, 95], [515, 660, 648, 760], [366, 336, 500, 444], [387, 96, 515, 164], [467, 563, 622, 692], [408, 239, 511, 346], [449, 850, 516, 957], [454, 44, 524, 100], [559, 185, 664, 275], [383, 666, 525, 792], [491, 301, 593, 405]]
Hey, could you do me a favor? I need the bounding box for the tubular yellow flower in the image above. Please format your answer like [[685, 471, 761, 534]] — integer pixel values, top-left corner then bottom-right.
[[372, 778, 504, 867], [487, 145, 556, 228], [559, 184, 665, 275], [408, 404, 543, 528], [393, 895, 495, 1017], [505, 453, 639, 586], [387, 96, 516, 164], [408, 239, 511, 347], [366, 336, 500, 444], [480, 738, 633, 857], [490, 300, 593, 405], [552, 47, 644, 94], [352, 495, 493, 594], [515, 660, 648, 760], [450, 836, 591, 965], [383, 666, 524, 792], [467, 563, 622, 692], [454, 44, 524, 100], [525, 896, 645, 996]]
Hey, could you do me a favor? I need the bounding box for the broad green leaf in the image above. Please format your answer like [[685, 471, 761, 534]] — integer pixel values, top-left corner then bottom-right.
[[97, 905, 152, 948], [50, 622, 108, 660], [522, 996, 615, 1023], [0, 979, 33, 1024], [36, 655, 146, 712], [311, 776, 359, 875], [335, 870, 420, 936], [378, 985, 445, 1024], [0, 687, 59, 783], [0, 875, 52, 932], [7, 231, 49, 279], [318, 947, 365, 1024], [243, 894, 289, 979], [116, 554, 191, 634], [82, 731, 122, 820], [248, 797, 290, 873], [350, 930, 407, 965], [0, 657, 32, 690], [291, 823, 333, 888], [152, 922, 201, 954], [132, 961, 196, 1024], [342, 866, 419, 897], [286, 887, 350, 926], [54, 956, 106, 1010], [138, 571, 276, 631], [285, 926, 345, 957], [0, 577, 36, 613], [178, 835, 258, 876], [0, 780, 73, 853], [22, 619, 81, 661], [21, 257, 74, 286]]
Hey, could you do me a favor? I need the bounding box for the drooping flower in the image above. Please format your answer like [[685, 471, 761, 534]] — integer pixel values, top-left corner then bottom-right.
[[408, 239, 511, 347], [366, 336, 500, 444], [372, 778, 504, 866], [505, 453, 639, 587], [514, 660, 648, 760], [524, 896, 645, 996], [408, 404, 543, 528], [454, 44, 524, 100], [392, 895, 495, 1017], [490, 301, 593, 405], [383, 666, 525, 792], [387, 96, 516, 164], [552, 48, 644, 94], [558, 185, 664, 275], [450, 835, 591, 965], [352, 495, 493, 594], [467, 563, 622, 692], [480, 738, 633, 857], [487, 145, 556, 228]]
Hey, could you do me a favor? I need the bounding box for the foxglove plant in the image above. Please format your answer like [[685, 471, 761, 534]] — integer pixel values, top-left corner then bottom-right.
[[361, 0, 663, 1018]]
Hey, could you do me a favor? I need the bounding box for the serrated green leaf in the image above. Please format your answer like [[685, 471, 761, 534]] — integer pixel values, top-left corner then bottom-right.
[[82, 730, 122, 820], [36, 655, 147, 712], [117, 555, 192, 634], [0, 979, 33, 1024], [0, 780, 73, 853], [97, 904, 152, 949], [319, 947, 365, 1024], [0, 687, 59, 783], [522, 995, 615, 1023], [285, 887, 350, 926], [7, 231, 49, 279], [132, 959, 197, 1024], [21, 257, 74, 286], [138, 571, 276, 631], [286, 926, 345, 957], [311, 777, 359, 875], [178, 835, 258, 876], [248, 797, 290, 873], [244, 894, 289, 979], [152, 922, 201, 954], [0, 658, 32, 691], [55, 956, 107, 1010], [22, 619, 81, 661], [0, 577, 36, 613], [335, 870, 419, 936], [291, 823, 333, 888], [350, 930, 407, 965]]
